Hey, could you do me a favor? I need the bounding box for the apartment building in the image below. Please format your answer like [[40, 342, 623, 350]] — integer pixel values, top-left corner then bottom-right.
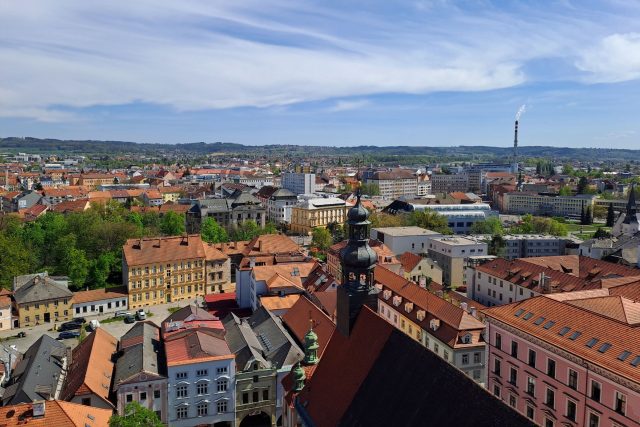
[[427, 236, 488, 288], [266, 188, 298, 224], [484, 292, 640, 427], [431, 173, 469, 194], [375, 266, 487, 385], [282, 173, 315, 195], [123, 235, 230, 309], [289, 197, 347, 235], [398, 251, 443, 285], [503, 192, 596, 218], [13, 273, 73, 328], [186, 191, 266, 233], [466, 234, 568, 259], [370, 226, 442, 255], [364, 169, 418, 199]]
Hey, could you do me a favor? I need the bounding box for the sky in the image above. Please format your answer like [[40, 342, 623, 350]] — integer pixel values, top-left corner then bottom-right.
[[1, 0, 640, 148]]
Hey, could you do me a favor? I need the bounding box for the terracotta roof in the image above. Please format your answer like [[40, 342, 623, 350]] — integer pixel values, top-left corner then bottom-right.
[[243, 234, 301, 257], [520, 255, 640, 280], [61, 328, 117, 408], [0, 401, 112, 427], [483, 294, 640, 386], [165, 329, 232, 366], [203, 243, 229, 261], [71, 286, 128, 304], [310, 291, 337, 319], [398, 251, 422, 272], [253, 262, 318, 291], [297, 307, 532, 427], [282, 295, 335, 357], [124, 234, 213, 266], [50, 199, 90, 213], [260, 294, 301, 312]]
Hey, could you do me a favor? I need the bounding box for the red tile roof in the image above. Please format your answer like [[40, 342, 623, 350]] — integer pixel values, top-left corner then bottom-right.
[[398, 251, 422, 272], [282, 295, 335, 357], [71, 286, 128, 304], [0, 401, 111, 427]]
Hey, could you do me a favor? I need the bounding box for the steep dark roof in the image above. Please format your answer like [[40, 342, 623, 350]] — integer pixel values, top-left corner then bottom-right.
[[2, 335, 68, 405], [13, 274, 72, 305], [296, 307, 534, 427], [113, 322, 165, 388]]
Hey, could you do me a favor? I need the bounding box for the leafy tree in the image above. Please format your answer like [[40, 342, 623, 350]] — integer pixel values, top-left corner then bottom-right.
[[262, 222, 278, 235], [159, 211, 185, 236], [510, 214, 568, 237], [89, 252, 117, 288], [231, 220, 261, 241], [488, 234, 506, 257], [360, 182, 380, 196], [201, 217, 228, 243], [577, 176, 589, 194], [469, 217, 504, 235], [592, 204, 607, 220], [606, 203, 615, 227], [66, 248, 89, 289], [562, 164, 575, 175], [109, 402, 163, 427], [593, 228, 611, 239], [311, 227, 333, 251], [558, 186, 572, 196], [408, 210, 452, 234], [368, 212, 406, 228], [0, 234, 31, 288]]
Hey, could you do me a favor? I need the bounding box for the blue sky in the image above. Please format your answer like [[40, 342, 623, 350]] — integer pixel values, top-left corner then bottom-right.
[[1, 1, 640, 148]]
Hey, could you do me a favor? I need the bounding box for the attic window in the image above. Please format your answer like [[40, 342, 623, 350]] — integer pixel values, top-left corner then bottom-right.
[[514, 309, 525, 317], [543, 321, 555, 330], [382, 290, 392, 300], [404, 302, 414, 313], [568, 331, 582, 341], [416, 310, 426, 321], [558, 326, 570, 336], [533, 317, 545, 325], [522, 312, 534, 320], [392, 296, 402, 307], [586, 338, 599, 348], [618, 351, 632, 361], [462, 334, 472, 344], [631, 356, 640, 367], [598, 343, 612, 353]]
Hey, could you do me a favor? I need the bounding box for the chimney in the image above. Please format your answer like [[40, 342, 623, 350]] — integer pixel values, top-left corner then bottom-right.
[[469, 306, 477, 318], [32, 400, 45, 418], [460, 302, 468, 312], [249, 257, 256, 268]]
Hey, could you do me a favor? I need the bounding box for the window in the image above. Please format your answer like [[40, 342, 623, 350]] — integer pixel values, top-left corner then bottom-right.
[[544, 419, 554, 427], [197, 402, 208, 416], [462, 354, 469, 365], [493, 358, 501, 376], [547, 359, 556, 378], [509, 367, 517, 385], [473, 352, 481, 364], [217, 379, 227, 392], [263, 389, 269, 401], [81, 397, 91, 406], [509, 395, 516, 408], [197, 369, 208, 377], [217, 400, 227, 414], [493, 384, 500, 397], [568, 369, 578, 390], [587, 413, 599, 427], [126, 394, 133, 403], [586, 337, 599, 348], [511, 341, 518, 358], [253, 391, 259, 402], [154, 390, 160, 399], [614, 391, 626, 415], [590, 380, 601, 402], [526, 405, 534, 420], [176, 372, 188, 379], [495, 333, 502, 350], [545, 388, 555, 408], [140, 392, 147, 401], [566, 399, 576, 421], [176, 406, 188, 419], [242, 393, 249, 404], [526, 377, 535, 396], [443, 350, 449, 361], [528, 349, 536, 367], [197, 382, 209, 395], [176, 385, 188, 398]]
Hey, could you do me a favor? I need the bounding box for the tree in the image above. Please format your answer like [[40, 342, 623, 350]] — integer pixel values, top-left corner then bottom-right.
[[469, 217, 504, 235], [577, 176, 589, 194], [593, 228, 611, 239], [562, 164, 575, 175], [89, 252, 116, 288], [558, 186, 572, 196], [0, 234, 31, 289], [311, 227, 333, 252], [201, 217, 228, 243], [66, 248, 89, 289], [488, 234, 506, 257], [160, 211, 185, 236], [606, 203, 615, 227], [408, 210, 452, 234], [231, 220, 261, 241], [109, 402, 163, 427], [359, 182, 380, 196]]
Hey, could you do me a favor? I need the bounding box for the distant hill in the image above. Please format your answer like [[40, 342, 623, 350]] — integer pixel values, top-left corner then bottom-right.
[[2, 137, 640, 162]]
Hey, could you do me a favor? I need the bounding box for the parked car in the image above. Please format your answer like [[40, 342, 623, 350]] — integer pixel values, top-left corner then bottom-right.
[[114, 311, 131, 318], [59, 321, 81, 331], [71, 317, 86, 324], [58, 331, 80, 340], [124, 314, 136, 324], [88, 319, 100, 331], [136, 309, 147, 321], [16, 332, 26, 338]]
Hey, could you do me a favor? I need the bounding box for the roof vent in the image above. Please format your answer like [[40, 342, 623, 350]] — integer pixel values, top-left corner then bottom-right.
[[32, 400, 45, 418]]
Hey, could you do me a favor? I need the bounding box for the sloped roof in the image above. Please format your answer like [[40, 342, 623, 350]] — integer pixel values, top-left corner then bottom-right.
[[0, 400, 112, 427], [114, 322, 165, 387], [296, 307, 533, 427], [165, 330, 232, 366], [13, 275, 72, 305], [243, 234, 301, 256], [282, 295, 335, 357], [398, 251, 422, 272], [71, 286, 127, 304], [123, 235, 206, 266], [60, 328, 117, 408]]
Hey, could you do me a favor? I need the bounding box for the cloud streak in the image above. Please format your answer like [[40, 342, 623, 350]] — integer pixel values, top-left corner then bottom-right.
[[0, 1, 639, 122]]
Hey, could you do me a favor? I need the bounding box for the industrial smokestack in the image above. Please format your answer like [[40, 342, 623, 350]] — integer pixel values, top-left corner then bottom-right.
[[512, 120, 519, 173]]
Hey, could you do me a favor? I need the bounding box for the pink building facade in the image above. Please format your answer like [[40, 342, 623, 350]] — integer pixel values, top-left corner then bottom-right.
[[484, 294, 640, 427]]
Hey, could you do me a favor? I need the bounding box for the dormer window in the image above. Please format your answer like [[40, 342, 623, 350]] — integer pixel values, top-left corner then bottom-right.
[[462, 334, 472, 344], [392, 296, 402, 307], [383, 290, 392, 300], [416, 310, 426, 321], [404, 302, 414, 313]]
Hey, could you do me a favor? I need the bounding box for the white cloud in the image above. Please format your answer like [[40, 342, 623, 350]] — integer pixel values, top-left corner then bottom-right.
[[576, 33, 640, 82], [0, 1, 638, 122], [328, 100, 371, 112]]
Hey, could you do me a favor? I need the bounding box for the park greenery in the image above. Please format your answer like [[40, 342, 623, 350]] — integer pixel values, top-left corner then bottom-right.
[[368, 210, 453, 235], [109, 402, 163, 427]]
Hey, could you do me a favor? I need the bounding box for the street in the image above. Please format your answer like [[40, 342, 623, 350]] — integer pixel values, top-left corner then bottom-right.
[[0, 297, 202, 354]]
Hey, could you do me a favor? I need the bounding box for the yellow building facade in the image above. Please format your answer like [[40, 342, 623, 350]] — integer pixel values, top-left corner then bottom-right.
[[13, 274, 74, 328], [290, 198, 347, 235]]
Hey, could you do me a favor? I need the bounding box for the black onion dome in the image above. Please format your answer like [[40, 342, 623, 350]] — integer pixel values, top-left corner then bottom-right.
[[347, 195, 369, 224], [341, 244, 377, 269]]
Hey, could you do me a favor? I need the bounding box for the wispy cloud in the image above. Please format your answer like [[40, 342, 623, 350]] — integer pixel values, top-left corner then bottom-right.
[[327, 100, 371, 112], [0, 0, 639, 122]]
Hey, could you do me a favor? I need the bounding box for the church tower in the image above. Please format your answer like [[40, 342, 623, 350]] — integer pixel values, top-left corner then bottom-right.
[[336, 191, 379, 337]]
